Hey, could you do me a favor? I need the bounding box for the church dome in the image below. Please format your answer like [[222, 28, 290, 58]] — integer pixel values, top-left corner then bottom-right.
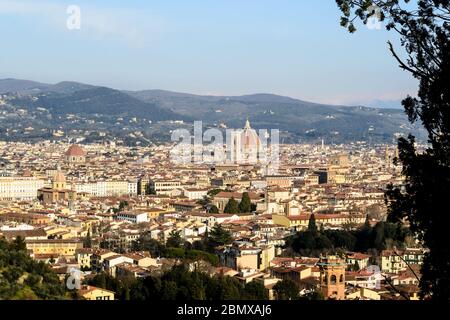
[[53, 170, 66, 183], [65, 144, 86, 157], [240, 119, 261, 149]]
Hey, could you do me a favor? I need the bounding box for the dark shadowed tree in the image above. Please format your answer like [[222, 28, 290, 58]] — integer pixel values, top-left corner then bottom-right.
[[243, 281, 269, 300], [224, 197, 240, 214], [83, 229, 92, 248], [336, 0, 450, 300], [308, 214, 318, 235], [166, 230, 183, 248], [273, 279, 299, 300], [208, 205, 219, 213], [208, 224, 233, 249], [238, 192, 252, 213]]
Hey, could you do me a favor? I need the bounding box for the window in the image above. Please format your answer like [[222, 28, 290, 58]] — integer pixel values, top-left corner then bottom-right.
[[330, 275, 337, 284]]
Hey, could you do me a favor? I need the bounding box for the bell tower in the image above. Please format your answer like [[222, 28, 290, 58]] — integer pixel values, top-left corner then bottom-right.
[[318, 255, 346, 300]]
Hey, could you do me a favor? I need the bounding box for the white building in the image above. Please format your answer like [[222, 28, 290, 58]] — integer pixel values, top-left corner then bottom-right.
[[114, 211, 149, 224], [0, 177, 45, 200], [75, 180, 137, 197], [127, 181, 138, 196], [183, 188, 208, 200]]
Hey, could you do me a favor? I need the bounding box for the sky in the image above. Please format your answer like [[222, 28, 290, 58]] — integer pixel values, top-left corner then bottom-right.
[[0, 0, 418, 106]]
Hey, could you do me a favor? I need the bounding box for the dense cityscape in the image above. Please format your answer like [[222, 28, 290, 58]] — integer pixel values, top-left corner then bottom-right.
[[1, 0, 447, 311], [0, 120, 425, 300]]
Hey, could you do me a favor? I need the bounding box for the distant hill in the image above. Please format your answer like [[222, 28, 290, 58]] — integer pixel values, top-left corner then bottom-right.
[[0, 78, 51, 94], [0, 78, 424, 144], [128, 88, 421, 143], [9, 86, 182, 121], [0, 79, 96, 95]]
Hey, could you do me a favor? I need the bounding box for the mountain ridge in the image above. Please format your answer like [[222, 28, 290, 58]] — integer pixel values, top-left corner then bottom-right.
[[0, 78, 422, 145], [0, 78, 395, 111]]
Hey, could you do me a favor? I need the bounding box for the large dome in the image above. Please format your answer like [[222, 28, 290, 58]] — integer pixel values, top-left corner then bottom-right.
[[240, 119, 261, 149], [65, 144, 86, 157]]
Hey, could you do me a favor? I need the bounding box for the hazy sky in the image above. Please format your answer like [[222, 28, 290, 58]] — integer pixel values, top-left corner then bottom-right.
[[0, 0, 418, 105]]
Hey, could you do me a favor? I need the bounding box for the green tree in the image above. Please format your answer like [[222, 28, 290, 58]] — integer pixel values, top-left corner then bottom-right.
[[336, 0, 450, 300], [224, 197, 239, 214], [243, 281, 269, 300], [208, 205, 219, 213], [145, 184, 156, 195], [118, 200, 128, 211], [166, 230, 183, 248], [132, 233, 166, 257], [83, 229, 92, 248], [208, 224, 233, 249], [238, 192, 252, 213], [0, 238, 67, 300], [12, 236, 26, 251], [273, 279, 299, 300], [207, 189, 223, 197], [308, 214, 318, 235], [350, 261, 360, 272], [291, 230, 316, 256]]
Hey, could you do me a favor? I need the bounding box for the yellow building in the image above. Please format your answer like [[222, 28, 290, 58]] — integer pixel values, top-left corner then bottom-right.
[[75, 248, 94, 269], [78, 285, 115, 300], [327, 154, 349, 184], [0, 212, 50, 225], [380, 250, 406, 273], [148, 207, 167, 219], [220, 245, 275, 271], [25, 239, 83, 256], [272, 213, 366, 230]]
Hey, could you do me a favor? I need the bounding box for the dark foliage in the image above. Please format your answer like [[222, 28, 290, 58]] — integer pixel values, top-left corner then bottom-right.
[[0, 237, 67, 299], [287, 221, 410, 256], [132, 233, 219, 266], [337, 0, 450, 299], [88, 264, 268, 300]]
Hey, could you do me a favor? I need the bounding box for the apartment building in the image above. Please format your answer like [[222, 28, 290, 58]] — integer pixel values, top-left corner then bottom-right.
[[25, 239, 83, 256], [114, 211, 149, 224], [147, 179, 181, 195], [0, 176, 45, 200]]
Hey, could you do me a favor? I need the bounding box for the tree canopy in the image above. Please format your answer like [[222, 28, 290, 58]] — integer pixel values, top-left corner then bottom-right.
[[223, 197, 239, 214], [0, 237, 68, 300], [287, 221, 410, 256], [88, 265, 269, 300], [273, 279, 299, 300], [238, 192, 252, 213], [336, 0, 450, 300], [208, 224, 233, 249], [166, 230, 183, 248]]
